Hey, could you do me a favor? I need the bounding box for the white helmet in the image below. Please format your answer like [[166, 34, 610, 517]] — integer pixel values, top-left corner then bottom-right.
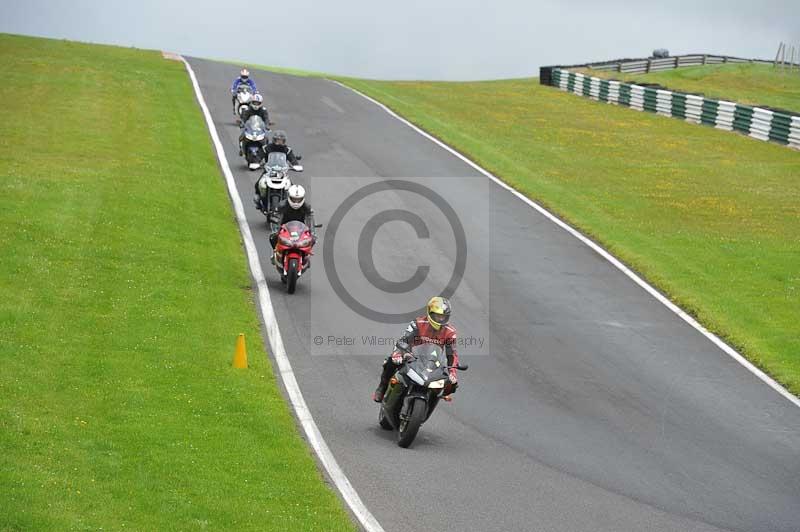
[[251, 93, 263, 109], [287, 184, 306, 209], [240, 68, 250, 79]]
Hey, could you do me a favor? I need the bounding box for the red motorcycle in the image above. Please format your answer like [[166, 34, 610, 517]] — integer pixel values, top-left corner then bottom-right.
[[273, 220, 317, 294]]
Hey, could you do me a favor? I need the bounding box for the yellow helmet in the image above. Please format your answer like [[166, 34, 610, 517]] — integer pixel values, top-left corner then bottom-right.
[[426, 296, 451, 330]]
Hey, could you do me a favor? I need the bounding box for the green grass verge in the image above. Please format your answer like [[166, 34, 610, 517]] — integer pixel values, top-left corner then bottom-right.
[[336, 76, 800, 396], [575, 63, 800, 113], [0, 33, 354, 531]]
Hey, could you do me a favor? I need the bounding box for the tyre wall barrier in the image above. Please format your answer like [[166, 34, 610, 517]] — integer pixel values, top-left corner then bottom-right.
[[543, 68, 800, 150]]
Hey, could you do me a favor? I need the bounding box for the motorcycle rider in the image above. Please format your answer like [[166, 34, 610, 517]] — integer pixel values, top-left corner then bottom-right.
[[253, 130, 303, 210], [230, 68, 258, 114], [238, 94, 270, 156], [263, 130, 301, 166], [240, 93, 270, 124], [372, 296, 460, 402], [268, 184, 316, 251]]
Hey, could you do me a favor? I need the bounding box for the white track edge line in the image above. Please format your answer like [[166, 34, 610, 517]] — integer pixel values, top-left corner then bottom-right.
[[182, 58, 385, 532], [332, 80, 800, 409]]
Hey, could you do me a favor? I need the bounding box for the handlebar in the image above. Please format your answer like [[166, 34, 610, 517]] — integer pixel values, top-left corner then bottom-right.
[[399, 354, 468, 372]]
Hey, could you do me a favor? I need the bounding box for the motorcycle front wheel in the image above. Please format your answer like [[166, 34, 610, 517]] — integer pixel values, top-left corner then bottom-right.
[[286, 258, 299, 294], [397, 398, 426, 448]]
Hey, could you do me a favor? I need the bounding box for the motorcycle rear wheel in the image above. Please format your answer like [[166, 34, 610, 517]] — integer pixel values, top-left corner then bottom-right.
[[397, 398, 426, 448]]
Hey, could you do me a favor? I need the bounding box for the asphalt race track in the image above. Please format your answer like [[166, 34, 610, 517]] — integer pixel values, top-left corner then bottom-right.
[[187, 58, 800, 532]]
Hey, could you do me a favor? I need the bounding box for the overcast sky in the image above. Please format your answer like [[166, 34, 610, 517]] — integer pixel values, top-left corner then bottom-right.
[[2, 0, 798, 80]]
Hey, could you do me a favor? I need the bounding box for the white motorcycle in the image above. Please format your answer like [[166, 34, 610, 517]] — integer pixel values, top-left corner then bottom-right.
[[235, 86, 254, 124], [242, 115, 268, 170], [255, 152, 303, 228]]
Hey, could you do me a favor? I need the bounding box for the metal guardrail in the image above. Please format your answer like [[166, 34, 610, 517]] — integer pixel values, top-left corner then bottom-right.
[[580, 54, 771, 74], [540, 54, 772, 83]]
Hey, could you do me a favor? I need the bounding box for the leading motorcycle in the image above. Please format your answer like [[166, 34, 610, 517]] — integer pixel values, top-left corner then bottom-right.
[[378, 343, 468, 448]]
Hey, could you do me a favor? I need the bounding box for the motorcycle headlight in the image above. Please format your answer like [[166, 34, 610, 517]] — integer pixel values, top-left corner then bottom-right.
[[295, 236, 313, 248], [254, 133, 265, 141], [428, 379, 446, 389], [406, 368, 425, 385]]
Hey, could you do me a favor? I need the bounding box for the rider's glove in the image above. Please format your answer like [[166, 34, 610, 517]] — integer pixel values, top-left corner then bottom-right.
[[391, 351, 404, 365], [448, 368, 458, 384]]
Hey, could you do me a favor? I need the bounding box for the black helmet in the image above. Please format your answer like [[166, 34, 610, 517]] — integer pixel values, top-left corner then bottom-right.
[[272, 130, 287, 146]]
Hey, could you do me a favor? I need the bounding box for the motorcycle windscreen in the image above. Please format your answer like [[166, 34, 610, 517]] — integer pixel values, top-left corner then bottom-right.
[[282, 220, 308, 239], [408, 344, 449, 384], [244, 116, 267, 137], [266, 151, 288, 170]]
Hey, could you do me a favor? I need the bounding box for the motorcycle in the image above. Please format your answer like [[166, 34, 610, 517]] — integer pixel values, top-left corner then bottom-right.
[[235, 85, 254, 123], [272, 220, 320, 294], [255, 152, 302, 220], [378, 343, 468, 448], [241, 115, 268, 170]]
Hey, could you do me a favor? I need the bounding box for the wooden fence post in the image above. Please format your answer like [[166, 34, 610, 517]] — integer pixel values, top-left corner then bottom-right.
[[774, 42, 784, 68]]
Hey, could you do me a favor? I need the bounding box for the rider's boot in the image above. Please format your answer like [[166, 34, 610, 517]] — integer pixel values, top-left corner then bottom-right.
[[372, 384, 387, 403], [372, 360, 394, 402]]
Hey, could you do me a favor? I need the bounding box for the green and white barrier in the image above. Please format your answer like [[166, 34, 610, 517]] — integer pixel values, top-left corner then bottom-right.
[[549, 68, 800, 150]]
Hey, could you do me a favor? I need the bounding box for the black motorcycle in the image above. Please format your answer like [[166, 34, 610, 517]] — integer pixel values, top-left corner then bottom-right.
[[378, 343, 468, 448], [241, 115, 268, 170]]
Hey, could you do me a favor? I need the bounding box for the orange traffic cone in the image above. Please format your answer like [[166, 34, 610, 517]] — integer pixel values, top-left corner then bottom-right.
[[232, 333, 248, 368]]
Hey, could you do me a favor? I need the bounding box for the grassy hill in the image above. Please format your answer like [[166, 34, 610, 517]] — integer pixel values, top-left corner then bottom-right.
[[336, 74, 800, 397], [0, 33, 353, 531], [575, 63, 800, 112]]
